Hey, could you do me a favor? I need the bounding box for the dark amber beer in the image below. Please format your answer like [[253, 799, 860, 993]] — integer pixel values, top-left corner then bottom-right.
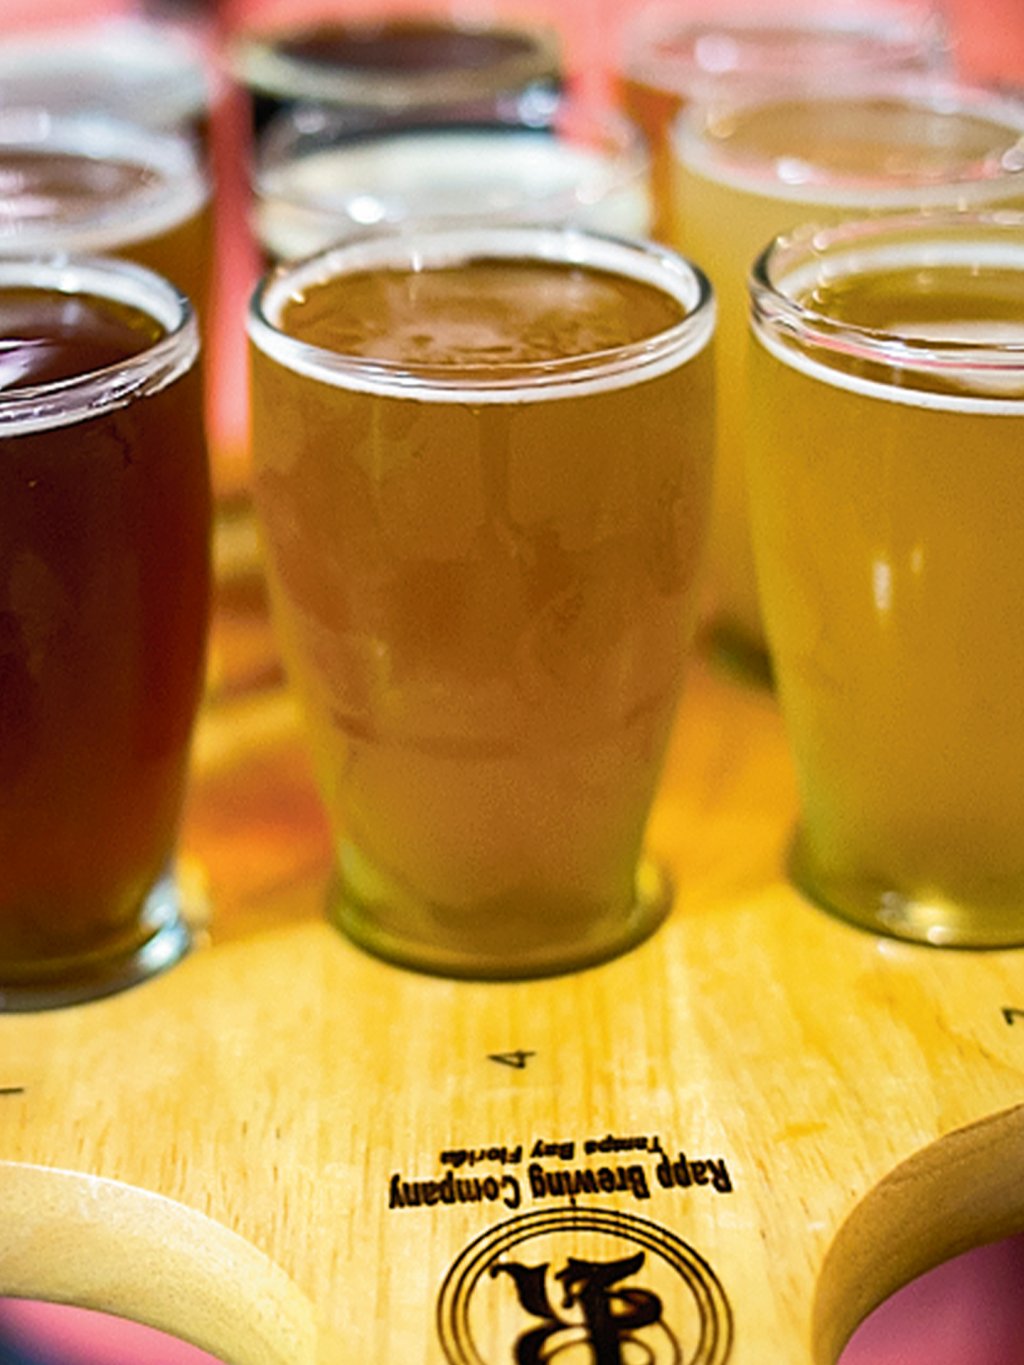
[[231, 13, 562, 139], [249, 227, 715, 978], [0, 257, 210, 1007]]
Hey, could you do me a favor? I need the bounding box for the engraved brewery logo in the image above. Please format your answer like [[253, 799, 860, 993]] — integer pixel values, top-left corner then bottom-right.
[[437, 1207, 732, 1364]]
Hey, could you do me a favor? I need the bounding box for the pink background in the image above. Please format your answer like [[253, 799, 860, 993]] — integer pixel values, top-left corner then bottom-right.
[[1, 0, 1023, 1360]]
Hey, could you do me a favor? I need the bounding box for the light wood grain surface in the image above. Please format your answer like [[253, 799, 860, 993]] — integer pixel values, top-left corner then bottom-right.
[[3, 600, 1024, 1364]]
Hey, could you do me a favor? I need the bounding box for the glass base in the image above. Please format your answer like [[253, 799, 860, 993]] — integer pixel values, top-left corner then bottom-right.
[[328, 847, 673, 980], [790, 829, 1024, 950], [0, 869, 195, 1013], [705, 619, 774, 691]]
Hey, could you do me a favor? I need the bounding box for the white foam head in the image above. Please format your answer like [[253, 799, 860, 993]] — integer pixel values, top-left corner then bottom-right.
[[255, 127, 652, 260], [0, 19, 211, 132]]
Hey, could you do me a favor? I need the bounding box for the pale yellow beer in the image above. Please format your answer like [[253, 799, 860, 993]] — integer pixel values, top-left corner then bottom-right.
[[674, 79, 1024, 676], [249, 227, 715, 978], [747, 212, 1024, 947], [619, 1, 948, 241]]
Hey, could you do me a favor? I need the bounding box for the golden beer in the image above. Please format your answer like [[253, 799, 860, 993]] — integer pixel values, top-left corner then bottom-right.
[[0, 110, 213, 320], [249, 228, 715, 977], [747, 213, 1024, 947], [675, 79, 1024, 676]]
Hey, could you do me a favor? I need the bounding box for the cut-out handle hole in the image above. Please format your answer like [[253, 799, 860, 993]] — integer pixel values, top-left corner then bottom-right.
[[840, 1233, 1024, 1364], [0, 1298, 228, 1364]]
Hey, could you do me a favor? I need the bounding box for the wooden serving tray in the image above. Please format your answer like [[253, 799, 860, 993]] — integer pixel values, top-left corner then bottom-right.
[[2, 604, 1024, 1364]]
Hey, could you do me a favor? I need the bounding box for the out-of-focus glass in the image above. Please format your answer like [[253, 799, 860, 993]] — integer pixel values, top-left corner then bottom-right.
[[252, 95, 652, 263], [0, 17, 214, 146], [229, 12, 563, 142], [618, 0, 951, 241], [248, 226, 715, 979], [0, 255, 210, 1008], [747, 211, 1024, 948], [0, 109, 214, 322], [674, 77, 1024, 679]]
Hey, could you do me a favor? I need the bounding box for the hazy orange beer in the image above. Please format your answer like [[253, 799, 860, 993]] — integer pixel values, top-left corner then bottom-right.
[[0, 256, 210, 1007], [249, 227, 715, 977]]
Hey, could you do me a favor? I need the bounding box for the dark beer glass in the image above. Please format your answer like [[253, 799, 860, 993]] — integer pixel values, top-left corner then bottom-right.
[[229, 12, 563, 140], [0, 256, 211, 1008]]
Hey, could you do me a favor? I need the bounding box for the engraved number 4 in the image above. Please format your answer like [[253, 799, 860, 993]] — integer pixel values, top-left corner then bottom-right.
[[489, 1051, 536, 1070]]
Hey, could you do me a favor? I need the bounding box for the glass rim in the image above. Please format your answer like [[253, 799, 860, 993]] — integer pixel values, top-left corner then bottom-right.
[[253, 89, 646, 188], [0, 253, 200, 437], [250, 95, 650, 247], [248, 224, 714, 403], [0, 18, 212, 129], [229, 15, 563, 112], [0, 108, 210, 255], [749, 209, 1024, 408], [620, 2, 949, 91], [674, 74, 1024, 202]]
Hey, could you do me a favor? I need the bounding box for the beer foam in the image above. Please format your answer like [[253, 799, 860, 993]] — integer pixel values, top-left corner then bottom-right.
[[250, 227, 714, 403], [257, 130, 651, 259]]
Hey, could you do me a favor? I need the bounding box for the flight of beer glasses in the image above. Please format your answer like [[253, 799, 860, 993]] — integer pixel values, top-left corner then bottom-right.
[[746, 210, 1024, 948], [248, 226, 715, 979], [616, 0, 951, 242], [673, 75, 1024, 680], [0, 108, 214, 323], [251, 94, 652, 265], [0, 255, 210, 1009]]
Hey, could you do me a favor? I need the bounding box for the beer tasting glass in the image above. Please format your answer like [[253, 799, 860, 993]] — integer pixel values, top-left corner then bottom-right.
[[249, 226, 715, 978], [0, 255, 211, 1008], [229, 12, 563, 142], [673, 77, 1024, 679], [618, 0, 950, 240], [252, 97, 652, 264], [746, 211, 1024, 948], [0, 109, 214, 323], [0, 17, 213, 145]]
